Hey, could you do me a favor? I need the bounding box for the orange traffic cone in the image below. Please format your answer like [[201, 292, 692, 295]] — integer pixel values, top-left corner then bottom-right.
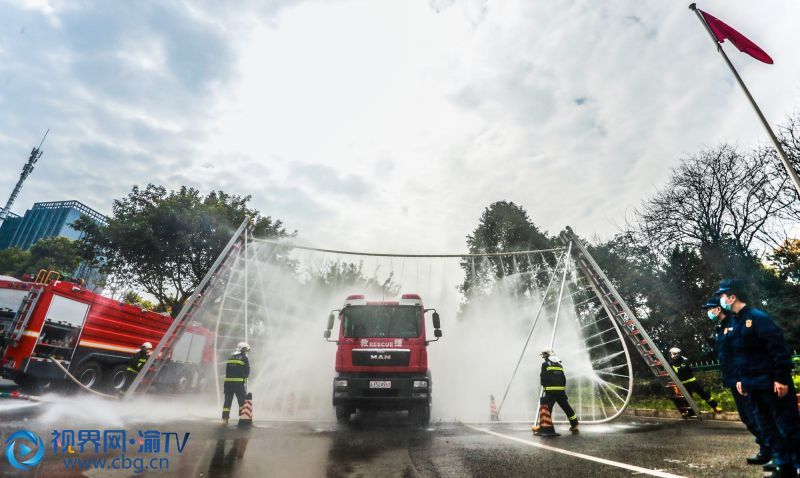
[[490, 395, 499, 421], [532, 404, 559, 437], [238, 392, 253, 428]]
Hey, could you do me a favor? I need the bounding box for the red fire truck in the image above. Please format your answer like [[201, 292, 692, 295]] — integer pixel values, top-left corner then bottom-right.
[[0, 273, 213, 393], [323, 293, 442, 425]]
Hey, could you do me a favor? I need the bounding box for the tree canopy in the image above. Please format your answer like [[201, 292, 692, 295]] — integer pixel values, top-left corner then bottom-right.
[[75, 184, 292, 316], [0, 237, 82, 278]]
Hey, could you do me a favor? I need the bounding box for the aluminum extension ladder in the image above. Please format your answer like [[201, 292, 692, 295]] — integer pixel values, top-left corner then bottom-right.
[[561, 227, 702, 419], [124, 217, 251, 398]]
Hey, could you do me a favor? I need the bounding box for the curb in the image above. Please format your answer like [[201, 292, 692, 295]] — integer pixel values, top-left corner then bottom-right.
[[625, 408, 741, 421]]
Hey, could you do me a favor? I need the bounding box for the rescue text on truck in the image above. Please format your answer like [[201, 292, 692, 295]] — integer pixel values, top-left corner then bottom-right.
[[323, 293, 442, 425]]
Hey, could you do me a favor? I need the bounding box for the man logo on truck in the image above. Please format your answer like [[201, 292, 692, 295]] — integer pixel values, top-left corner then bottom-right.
[[370, 354, 393, 360]]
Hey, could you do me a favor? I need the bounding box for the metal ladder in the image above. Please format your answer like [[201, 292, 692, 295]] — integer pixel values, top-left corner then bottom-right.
[[561, 227, 702, 419], [124, 218, 251, 398], [6, 287, 43, 345]]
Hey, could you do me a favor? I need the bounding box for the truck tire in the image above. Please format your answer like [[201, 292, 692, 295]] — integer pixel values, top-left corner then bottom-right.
[[75, 361, 103, 390], [174, 371, 193, 393], [335, 406, 351, 424], [409, 404, 431, 426], [107, 364, 128, 392]]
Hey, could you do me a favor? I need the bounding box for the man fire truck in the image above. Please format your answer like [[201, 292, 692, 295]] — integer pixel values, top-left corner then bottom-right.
[[323, 293, 443, 425], [0, 272, 213, 393]]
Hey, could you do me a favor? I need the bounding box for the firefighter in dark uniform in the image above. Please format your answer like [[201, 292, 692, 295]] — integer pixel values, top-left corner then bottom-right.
[[667, 346, 722, 415], [702, 295, 771, 467], [538, 347, 579, 433], [718, 279, 800, 478], [222, 342, 251, 425], [122, 342, 152, 392]]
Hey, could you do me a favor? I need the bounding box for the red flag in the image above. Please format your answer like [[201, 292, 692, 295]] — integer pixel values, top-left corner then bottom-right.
[[699, 9, 773, 64]]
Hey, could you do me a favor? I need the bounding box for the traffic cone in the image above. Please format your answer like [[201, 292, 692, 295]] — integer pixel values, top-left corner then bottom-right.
[[238, 392, 253, 428], [532, 404, 559, 437], [490, 395, 499, 421]]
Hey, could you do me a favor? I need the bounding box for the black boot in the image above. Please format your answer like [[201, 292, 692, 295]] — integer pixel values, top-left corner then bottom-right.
[[746, 450, 770, 465], [762, 459, 777, 471]]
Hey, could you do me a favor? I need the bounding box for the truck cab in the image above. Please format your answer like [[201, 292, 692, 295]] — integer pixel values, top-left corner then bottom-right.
[[324, 293, 442, 425]]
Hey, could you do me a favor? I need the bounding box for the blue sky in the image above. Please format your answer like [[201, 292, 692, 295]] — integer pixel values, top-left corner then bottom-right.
[[1, 0, 798, 252]]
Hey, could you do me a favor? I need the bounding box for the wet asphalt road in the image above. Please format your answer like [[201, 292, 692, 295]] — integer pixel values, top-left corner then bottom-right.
[[0, 402, 766, 478]]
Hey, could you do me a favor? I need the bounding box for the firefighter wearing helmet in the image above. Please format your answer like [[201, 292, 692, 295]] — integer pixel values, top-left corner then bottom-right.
[[667, 346, 722, 416], [222, 342, 251, 425], [122, 342, 153, 392], [535, 347, 579, 434]]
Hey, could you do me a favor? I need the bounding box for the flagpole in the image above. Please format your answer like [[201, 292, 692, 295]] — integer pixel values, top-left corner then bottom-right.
[[689, 3, 800, 198]]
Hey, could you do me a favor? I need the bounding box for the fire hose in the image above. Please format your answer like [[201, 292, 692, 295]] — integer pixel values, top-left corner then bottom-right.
[[48, 357, 118, 399], [0, 391, 41, 402]]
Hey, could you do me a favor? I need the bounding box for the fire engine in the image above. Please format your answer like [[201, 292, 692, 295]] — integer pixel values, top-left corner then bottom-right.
[[323, 293, 442, 425], [0, 272, 213, 393]]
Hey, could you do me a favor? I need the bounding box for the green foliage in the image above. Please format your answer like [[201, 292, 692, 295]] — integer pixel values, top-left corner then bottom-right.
[[770, 239, 800, 283], [460, 201, 554, 300], [0, 237, 82, 278], [313, 261, 400, 297], [75, 184, 292, 317], [0, 247, 30, 276], [122, 290, 157, 310]]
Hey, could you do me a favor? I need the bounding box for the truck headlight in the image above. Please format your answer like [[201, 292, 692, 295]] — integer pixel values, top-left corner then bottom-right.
[[334, 379, 348, 387], [413, 380, 428, 388]]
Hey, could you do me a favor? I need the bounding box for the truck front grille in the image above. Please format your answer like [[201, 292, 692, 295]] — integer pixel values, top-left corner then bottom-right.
[[351, 349, 410, 366]]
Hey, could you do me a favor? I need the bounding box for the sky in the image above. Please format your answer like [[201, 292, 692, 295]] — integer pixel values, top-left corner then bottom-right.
[[1, 0, 799, 254]]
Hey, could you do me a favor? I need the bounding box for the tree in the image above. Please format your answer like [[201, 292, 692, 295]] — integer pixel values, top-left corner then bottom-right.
[[636, 144, 795, 254], [76, 184, 292, 317], [0, 248, 30, 277], [122, 291, 157, 310], [0, 238, 82, 278], [770, 239, 800, 283], [312, 261, 399, 297], [460, 201, 554, 299], [26, 237, 83, 276]]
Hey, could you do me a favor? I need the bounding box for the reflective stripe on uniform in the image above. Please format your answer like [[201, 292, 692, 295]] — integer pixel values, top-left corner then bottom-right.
[[546, 366, 564, 372], [127, 368, 137, 373], [544, 386, 565, 391], [222, 408, 230, 412], [684, 377, 697, 383], [227, 360, 245, 365], [224, 378, 245, 382], [568, 415, 577, 420]]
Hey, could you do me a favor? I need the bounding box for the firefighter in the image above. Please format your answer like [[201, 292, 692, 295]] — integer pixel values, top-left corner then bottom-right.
[[122, 342, 152, 392], [719, 279, 800, 478], [703, 296, 770, 466], [538, 347, 579, 433], [222, 342, 251, 425], [667, 347, 722, 415]]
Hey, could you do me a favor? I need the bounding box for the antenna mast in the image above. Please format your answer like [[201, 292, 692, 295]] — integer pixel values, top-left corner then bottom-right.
[[0, 130, 48, 225]]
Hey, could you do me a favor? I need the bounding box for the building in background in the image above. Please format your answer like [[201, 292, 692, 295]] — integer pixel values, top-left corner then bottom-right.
[[0, 200, 108, 290], [0, 211, 21, 250]]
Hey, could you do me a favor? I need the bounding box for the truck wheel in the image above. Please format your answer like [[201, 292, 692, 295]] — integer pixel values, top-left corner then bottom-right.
[[107, 365, 128, 392], [75, 362, 103, 390], [409, 404, 431, 426], [335, 406, 351, 424], [174, 371, 193, 393]]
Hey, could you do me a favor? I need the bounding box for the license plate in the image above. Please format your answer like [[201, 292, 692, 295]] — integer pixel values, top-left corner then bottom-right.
[[369, 381, 391, 389]]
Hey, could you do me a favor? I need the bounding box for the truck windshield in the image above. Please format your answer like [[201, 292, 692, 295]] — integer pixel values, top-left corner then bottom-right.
[[342, 305, 420, 339], [0, 288, 28, 319]]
